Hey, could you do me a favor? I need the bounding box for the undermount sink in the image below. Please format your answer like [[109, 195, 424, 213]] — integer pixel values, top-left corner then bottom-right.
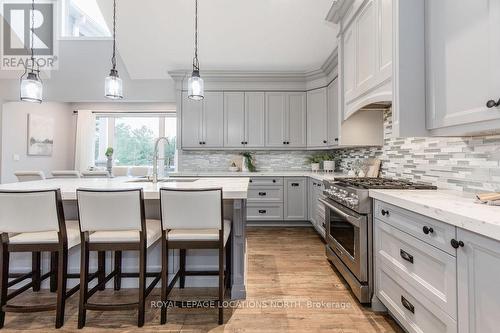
[[127, 178, 198, 183]]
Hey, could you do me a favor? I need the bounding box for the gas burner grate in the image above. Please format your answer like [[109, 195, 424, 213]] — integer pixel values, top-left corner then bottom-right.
[[335, 178, 437, 190]]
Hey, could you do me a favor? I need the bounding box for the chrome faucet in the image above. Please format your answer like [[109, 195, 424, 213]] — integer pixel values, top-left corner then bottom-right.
[[151, 136, 170, 183]]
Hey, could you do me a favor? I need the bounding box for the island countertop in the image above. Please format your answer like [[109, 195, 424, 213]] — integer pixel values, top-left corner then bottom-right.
[[0, 177, 250, 200]]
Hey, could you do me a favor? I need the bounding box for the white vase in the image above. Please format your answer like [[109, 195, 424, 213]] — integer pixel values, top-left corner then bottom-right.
[[311, 163, 320, 172], [241, 156, 249, 172], [323, 160, 335, 172]]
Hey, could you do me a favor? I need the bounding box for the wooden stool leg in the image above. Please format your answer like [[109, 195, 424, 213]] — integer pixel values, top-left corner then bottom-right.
[[32, 251, 41, 292], [179, 249, 186, 289], [97, 251, 106, 291], [218, 243, 224, 325], [114, 251, 122, 291], [55, 247, 68, 328], [137, 245, 146, 327], [50, 251, 58, 292], [160, 237, 168, 325], [78, 241, 90, 329], [0, 243, 10, 328]]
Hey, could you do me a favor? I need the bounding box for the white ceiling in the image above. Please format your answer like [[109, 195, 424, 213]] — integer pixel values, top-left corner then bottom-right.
[[97, 0, 338, 80]]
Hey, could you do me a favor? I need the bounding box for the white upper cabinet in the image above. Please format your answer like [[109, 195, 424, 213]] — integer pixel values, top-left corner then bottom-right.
[[223, 92, 265, 148], [181, 91, 203, 148], [327, 79, 340, 146], [307, 88, 329, 148], [265, 92, 306, 148], [181, 91, 224, 149], [287, 92, 307, 147], [244, 92, 266, 148], [224, 92, 246, 147], [340, 0, 393, 120], [426, 0, 500, 136]]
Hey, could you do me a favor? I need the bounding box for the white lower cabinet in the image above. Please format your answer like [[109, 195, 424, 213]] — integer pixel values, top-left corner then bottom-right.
[[375, 199, 500, 333], [284, 177, 307, 220], [456, 228, 500, 333]]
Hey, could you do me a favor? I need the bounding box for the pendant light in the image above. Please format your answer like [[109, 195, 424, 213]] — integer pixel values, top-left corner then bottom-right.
[[188, 0, 204, 100], [20, 0, 42, 103], [105, 0, 123, 99]]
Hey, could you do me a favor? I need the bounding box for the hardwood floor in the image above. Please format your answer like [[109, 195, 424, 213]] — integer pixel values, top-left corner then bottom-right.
[[1, 227, 403, 332]]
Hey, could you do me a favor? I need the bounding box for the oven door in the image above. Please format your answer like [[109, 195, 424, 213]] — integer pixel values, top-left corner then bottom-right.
[[320, 198, 368, 282]]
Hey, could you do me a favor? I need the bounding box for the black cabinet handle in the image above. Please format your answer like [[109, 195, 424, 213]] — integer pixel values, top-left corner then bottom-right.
[[381, 209, 389, 216], [451, 239, 465, 249], [291, 183, 300, 187], [245, 141, 248, 144], [249, 180, 253, 183], [400, 249, 414, 264], [258, 192, 267, 196], [323, 140, 327, 144], [486, 99, 500, 108], [283, 141, 286, 145], [334, 138, 339, 142], [241, 141, 245, 145], [401, 296, 415, 314], [199, 141, 202, 145], [423, 226, 434, 235], [272, 179, 276, 183], [258, 209, 267, 214]]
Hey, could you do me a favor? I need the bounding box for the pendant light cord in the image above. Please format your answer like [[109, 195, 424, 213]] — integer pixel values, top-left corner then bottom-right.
[[30, 0, 35, 67], [111, 0, 117, 70], [193, 0, 199, 71]]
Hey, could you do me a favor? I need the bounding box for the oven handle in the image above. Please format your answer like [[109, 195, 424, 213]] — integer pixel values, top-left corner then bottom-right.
[[319, 198, 362, 228]]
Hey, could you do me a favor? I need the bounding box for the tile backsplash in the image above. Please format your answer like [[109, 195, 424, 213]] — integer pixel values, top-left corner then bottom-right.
[[179, 150, 323, 172], [179, 110, 500, 193], [336, 110, 500, 193]]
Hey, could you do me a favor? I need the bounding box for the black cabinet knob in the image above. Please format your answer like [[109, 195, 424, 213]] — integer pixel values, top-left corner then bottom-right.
[[381, 209, 389, 216], [249, 180, 253, 183], [334, 138, 339, 142], [451, 239, 465, 249], [241, 141, 245, 145], [486, 99, 500, 108], [323, 140, 327, 144], [272, 179, 276, 183], [423, 226, 434, 234], [283, 141, 286, 145], [258, 192, 267, 196], [258, 209, 267, 214]]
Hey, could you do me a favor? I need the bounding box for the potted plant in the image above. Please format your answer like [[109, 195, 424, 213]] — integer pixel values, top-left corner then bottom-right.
[[240, 152, 256, 172], [307, 154, 323, 172], [105, 147, 114, 174], [320, 152, 336, 172]]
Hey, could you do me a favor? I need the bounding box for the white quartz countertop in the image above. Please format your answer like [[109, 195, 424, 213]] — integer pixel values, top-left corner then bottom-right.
[[169, 171, 346, 182], [0, 177, 250, 200], [370, 189, 500, 241]]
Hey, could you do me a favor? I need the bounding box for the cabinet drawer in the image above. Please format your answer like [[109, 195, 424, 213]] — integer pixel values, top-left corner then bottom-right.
[[376, 265, 457, 333], [249, 177, 283, 186], [248, 187, 283, 202], [247, 203, 283, 221], [375, 220, 457, 319], [374, 200, 457, 255]]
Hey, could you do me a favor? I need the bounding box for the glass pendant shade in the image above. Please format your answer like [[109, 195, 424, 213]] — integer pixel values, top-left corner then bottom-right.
[[188, 70, 204, 100], [105, 69, 123, 99], [20, 72, 42, 103]]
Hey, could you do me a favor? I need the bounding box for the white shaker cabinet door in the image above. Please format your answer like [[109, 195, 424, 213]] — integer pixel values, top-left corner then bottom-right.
[[457, 228, 500, 333], [355, 0, 377, 94], [245, 92, 266, 148], [307, 88, 328, 148], [265, 92, 287, 147], [287, 92, 307, 148], [224, 92, 246, 148], [284, 177, 307, 220], [327, 79, 339, 146], [202, 92, 224, 148], [426, 0, 500, 130], [181, 91, 203, 148]]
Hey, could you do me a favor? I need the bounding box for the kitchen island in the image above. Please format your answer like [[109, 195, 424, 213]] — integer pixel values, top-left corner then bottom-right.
[[0, 177, 249, 299]]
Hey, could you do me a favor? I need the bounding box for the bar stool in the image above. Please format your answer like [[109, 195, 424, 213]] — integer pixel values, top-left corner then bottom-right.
[[51, 170, 80, 178], [0, 189, 81, 328], [76, 188, 162, 328], [14, 171, 45, 182], [159, 188, 232, 325]]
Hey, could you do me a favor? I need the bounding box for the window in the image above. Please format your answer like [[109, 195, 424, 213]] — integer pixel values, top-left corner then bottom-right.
[[61, 0, 111, 38], [95, 114, 177, 174]]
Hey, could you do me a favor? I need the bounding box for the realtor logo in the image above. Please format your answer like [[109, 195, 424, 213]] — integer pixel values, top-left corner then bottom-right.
[[1, 1, 58, 70]]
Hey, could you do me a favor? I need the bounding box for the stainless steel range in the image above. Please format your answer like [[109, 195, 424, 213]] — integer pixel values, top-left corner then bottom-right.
[[320, 178, 436, 304]]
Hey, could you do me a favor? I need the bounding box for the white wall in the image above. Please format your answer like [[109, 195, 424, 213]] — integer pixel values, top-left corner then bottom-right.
[[0, 101, 75, 183]]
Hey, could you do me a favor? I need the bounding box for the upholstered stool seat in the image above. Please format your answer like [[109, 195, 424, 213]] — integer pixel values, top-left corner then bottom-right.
[[9, 220, 81, 249], [89, 219, 161, 247], [167, 220, 231, 243]]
